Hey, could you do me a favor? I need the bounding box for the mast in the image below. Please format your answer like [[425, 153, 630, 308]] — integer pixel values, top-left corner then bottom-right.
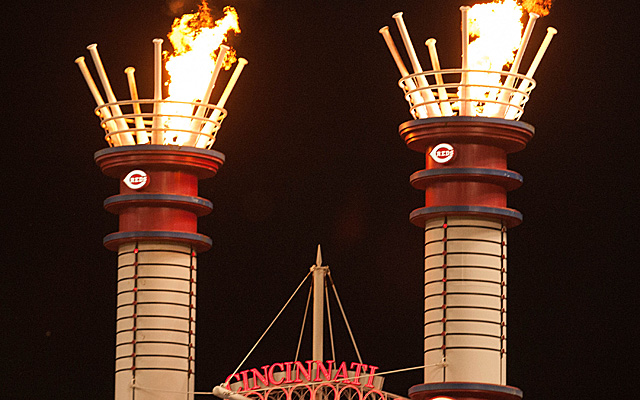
[[311, 244, 328, 362]]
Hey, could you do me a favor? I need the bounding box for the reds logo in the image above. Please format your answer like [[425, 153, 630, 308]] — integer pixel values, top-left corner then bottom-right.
[[429, 143, 455, 164], [123, 170, 149, 190]]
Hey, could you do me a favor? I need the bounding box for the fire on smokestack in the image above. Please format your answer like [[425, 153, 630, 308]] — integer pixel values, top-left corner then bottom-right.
[[75, 1, 247, 149], [379, 0, 557, 121]]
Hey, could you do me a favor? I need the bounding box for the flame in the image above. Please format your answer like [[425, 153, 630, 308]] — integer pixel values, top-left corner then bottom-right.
[[464, 0, 523, 115], [522, 0, 553, 17], [163, 1, 240, 145]]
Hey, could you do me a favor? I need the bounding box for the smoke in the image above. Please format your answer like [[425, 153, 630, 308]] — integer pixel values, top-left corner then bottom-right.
[[521, 0, 553, 16], [165, 0, 201, 16]]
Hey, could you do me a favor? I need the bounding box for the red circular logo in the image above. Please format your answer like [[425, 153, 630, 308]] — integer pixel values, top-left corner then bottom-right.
[[430, 143, 455, 164], [124, 170, 149, 190]]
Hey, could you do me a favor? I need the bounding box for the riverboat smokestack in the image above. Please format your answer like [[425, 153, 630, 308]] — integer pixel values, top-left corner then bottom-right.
[[77, 15, 246, 397], [380, 2, 556, 400]]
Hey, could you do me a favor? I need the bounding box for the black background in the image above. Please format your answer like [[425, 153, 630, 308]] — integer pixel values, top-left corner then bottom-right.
[[2, 0, 636, 398]]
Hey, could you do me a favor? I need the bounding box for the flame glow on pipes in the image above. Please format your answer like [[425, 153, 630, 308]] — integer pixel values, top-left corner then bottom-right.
[[459, 6, 472, 116], [152, 38, 164, 144], [392, 12, 442, 118], [505, 26, 557, 119], [425, 39, 454, 117], [86, 44, 135, 145], [200, 57, 248, 144], [124, 67, 149, 144], [491, 12, 539, 117], [75, 56, 119, 135]]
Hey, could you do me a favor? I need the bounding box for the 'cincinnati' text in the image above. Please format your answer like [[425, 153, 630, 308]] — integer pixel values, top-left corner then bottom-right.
[[225, 360, 380, 392]]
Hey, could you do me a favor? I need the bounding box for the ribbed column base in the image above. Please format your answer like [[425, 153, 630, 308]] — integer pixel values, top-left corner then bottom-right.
[[409, 382, 522, 400], [423, 216, 507, 385], [115, 241, 197, 400]]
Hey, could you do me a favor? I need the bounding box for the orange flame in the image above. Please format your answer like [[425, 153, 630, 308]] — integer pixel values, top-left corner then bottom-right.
[[463, 0, 523, 115], [522, 0, 553, 17], [163, 1, 240, 144], [468, 0, 523, 70]]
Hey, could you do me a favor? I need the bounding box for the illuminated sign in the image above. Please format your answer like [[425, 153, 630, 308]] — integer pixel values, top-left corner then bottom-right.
[[429, 143, 455, 164], [123, 170, 149, 190], [226, 360, 382, 392]]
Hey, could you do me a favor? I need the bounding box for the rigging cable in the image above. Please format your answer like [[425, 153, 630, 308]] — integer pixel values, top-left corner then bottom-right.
[[225, 270, 312, 386], [325, 282, 336, 361], [327, 271, 362, 364], [294, 283, 313, 362]]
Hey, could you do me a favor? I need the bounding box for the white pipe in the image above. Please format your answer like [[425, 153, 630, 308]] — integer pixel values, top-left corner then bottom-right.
[[74, 56, 120, 144], [86, 44, 135, 145], [124, 67, 149, 144], [379, 26, 409, 76], [459, 6, 472, 116], [152, 38, 164, 144], [196, 58, 248, 148], [524, 27, 557, 80], [213, 58, 247, 116], [378, 26, 428, 119], [392, 12, 441, 118], [493, 13, 540, 118], [505, 27, 558, 119], [425, 39, 454, 116], [189, 45, 230, 133]]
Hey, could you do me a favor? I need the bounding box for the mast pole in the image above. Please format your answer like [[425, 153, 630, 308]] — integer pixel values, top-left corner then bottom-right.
[[312, 244, 327, 362]]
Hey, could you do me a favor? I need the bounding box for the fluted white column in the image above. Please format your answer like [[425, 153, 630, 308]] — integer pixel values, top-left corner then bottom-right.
[[115, 242, 197, 400], [424, 217, 507, 384]]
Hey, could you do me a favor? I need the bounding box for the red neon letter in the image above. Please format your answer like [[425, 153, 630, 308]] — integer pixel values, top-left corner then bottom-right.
[[240, 370, 250, 391], [333, 361, 352, 384], [268, 363, 285, 385], [350, 362, 367, 385], [364, 365, 379, 388], [314, 360, 334, 382], [249, 366, 270, 390], [284, 361, 294, 384], [293, 360, 314, 383]]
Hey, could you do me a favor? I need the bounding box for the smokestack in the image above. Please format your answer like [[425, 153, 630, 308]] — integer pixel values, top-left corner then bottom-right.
[[402, 118, 531, 400], [96, 145, 224, 400], [77, 34, 246, 400], [380, 5, 556, 400]]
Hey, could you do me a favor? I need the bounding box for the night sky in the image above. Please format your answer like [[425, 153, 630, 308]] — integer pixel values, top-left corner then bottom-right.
[[3, 0, 635, 398]]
